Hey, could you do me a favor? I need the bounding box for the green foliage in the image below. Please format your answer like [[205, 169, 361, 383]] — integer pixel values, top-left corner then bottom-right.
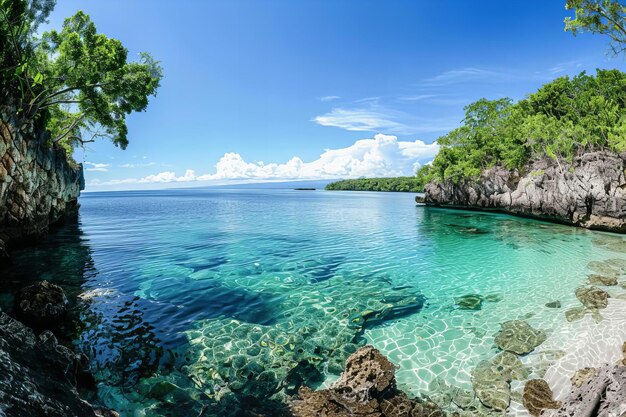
[[565, 0, 626, 56], [325, 176, 428, 192], [0, 0, 162, 155], [430, 69, 626, 183]]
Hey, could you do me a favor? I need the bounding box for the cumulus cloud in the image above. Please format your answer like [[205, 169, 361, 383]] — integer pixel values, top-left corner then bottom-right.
[[84, 162, 111, 172], [89, 134, 439, 187]]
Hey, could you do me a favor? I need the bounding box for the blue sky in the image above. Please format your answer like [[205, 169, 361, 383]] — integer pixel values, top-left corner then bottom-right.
[[46, 1, 622, 190]]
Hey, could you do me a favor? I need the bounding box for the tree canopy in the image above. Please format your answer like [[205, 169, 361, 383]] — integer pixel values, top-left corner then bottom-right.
[[325, 177, 428, 192], [424, 69, 626, 184], [565, 0, 626, 55], [1, 0, 162, 155]]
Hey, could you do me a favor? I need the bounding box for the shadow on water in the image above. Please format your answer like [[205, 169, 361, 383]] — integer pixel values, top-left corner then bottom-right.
[[0, 220, 171, 386], [0, 217, 287, 415]]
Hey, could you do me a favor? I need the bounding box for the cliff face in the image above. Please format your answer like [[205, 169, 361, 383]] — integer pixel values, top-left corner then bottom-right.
[[423, 152, 626, 232], [0, 102, 84, 260]]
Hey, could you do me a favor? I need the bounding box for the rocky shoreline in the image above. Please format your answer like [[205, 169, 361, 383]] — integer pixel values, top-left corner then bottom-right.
[[0, 99, 84, 263], [420, 151, 626, 233], [0, 281, 117, 417]]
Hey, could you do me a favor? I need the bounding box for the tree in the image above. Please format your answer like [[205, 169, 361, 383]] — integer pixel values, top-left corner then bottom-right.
[[1, 0, 162, 154], [565, 0, 626, 56]]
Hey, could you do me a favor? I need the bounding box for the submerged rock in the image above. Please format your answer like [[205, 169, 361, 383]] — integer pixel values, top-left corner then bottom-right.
[[545, 300, 561, 308], [471, 351, 529, 411], [493, 320, 546, 355], [290, 345, 443, 417], [575, 286, 610, 309], [15, 280, 68, 327], [605, 258, 626, 270], [455, 294, 483, 310], [587, 261, 620, 277], [565, 307, 588, 322], [587, 274, 618, 286], [522, 379, 560, 416]]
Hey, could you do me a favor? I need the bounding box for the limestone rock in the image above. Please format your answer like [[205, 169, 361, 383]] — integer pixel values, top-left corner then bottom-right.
[[423, 152, 626, 233], [522, 379, 560, 416], [494, 320, 546, 355], [15, 280, 68, 326], [290, 346, 444, 417], [575, 286, 610, 309], [548, 365, 626, 417]]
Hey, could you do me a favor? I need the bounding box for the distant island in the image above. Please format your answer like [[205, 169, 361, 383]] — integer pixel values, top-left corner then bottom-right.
[[294, 187, 316, 190], [325, 177, 425, 192]]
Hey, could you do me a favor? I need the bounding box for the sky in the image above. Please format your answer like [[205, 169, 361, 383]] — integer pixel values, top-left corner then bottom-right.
[[44, 0, 624, 191]]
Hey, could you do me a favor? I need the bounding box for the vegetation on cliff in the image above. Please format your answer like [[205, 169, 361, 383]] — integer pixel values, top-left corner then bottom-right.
[[0, 0, 162, 156], [325, 176, 427, 192], [420, 0, 626, 184], [419, 69, 626, 183]]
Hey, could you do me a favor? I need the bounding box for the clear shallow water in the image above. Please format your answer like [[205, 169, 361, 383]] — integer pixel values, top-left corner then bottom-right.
[[3, 188, 626, 416]]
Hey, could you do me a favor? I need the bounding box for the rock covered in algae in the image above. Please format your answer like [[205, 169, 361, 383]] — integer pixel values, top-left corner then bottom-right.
[[587, 274, 618, 286], [290, 345, 444, 417], [522, 379, 560, 416], [575, 286, 610, 309], [455, 294, 483, 310], [493, 320, 546, 355], [471, 351, 529, 411], [15, 280, 68, 326]]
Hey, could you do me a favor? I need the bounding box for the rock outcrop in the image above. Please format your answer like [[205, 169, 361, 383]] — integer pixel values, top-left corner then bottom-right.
[[422, 152, 626, 232], [0, 308, 115, 417], [0, 99, 83, 261], [290, 345, 443, 417], [543, 365, 626, 417], [15, 280, 68, 328]]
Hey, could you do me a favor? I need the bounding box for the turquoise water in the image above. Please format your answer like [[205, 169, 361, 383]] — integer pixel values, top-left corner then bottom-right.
[[3, 187, 626, 416]]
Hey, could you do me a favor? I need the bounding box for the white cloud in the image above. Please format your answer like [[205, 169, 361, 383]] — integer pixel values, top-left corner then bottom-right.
[[421, 67, 511, 87], [314, 108, 407, 133], [313, 107, 456, 135], [318, 95, 340, 102], [88, 134, 440, 188], [84, 162, 111, 172]]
